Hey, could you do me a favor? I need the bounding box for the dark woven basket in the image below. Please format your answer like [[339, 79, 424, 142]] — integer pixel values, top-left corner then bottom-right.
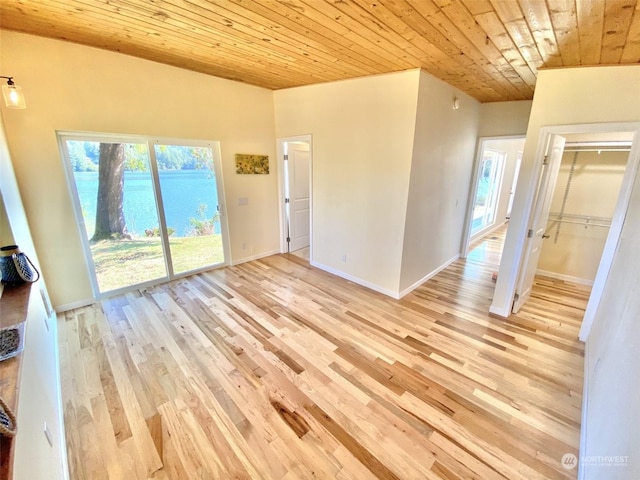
[[0, 395, 16, 437], [0, 324, 23, 361], [0, 245, 40, 285]]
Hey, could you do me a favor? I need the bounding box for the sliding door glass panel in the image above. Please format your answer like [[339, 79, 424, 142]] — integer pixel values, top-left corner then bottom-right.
[[472, 150, 504, 235], [66, 140, 167, 292], [154, 144, 225, 274]]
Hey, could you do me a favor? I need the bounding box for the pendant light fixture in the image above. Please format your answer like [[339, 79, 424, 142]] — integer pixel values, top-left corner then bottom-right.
[[1, 76, 26, 109]]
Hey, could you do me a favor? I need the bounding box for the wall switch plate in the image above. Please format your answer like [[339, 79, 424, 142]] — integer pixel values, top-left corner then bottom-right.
[[40, 289, 53, 317], [44, 422, 53, 447]]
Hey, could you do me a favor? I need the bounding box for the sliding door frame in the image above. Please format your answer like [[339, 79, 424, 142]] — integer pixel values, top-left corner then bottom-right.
[[57, 131, 231, 299], [461, 135, 525, 258]]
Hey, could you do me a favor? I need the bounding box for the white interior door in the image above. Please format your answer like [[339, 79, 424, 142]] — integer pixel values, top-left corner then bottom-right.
[[506, 152, 522, 218], [286, 143, 310, 252], [513, 134, 566, 312]]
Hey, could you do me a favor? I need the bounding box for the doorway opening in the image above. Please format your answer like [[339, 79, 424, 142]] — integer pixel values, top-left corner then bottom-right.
[[278, 135, 312, 261], [535, 140, 629, 286], [462, 136, 524, 258], [490, 123, 640, 341], [58, 132, 230, 297]]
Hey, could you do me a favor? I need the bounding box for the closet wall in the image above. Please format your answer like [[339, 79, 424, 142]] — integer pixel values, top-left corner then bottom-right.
[[537, 147, 628, 284]]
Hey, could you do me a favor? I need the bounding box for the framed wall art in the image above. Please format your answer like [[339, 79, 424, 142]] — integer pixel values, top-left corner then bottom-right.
[[235, 154, 269, 174]]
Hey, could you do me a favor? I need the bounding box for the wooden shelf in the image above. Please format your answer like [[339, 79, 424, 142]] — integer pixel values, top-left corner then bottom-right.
[[0, 283, 33, 480]]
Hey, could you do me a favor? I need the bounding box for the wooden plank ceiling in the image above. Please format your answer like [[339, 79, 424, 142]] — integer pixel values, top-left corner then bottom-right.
[[1, 0, 639, 102]]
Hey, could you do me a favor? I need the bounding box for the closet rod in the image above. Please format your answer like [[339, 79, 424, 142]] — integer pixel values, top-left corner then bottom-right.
[[563, 148, 631, 153], [547, 218, 610, 228], [549, 212, 611, 221]]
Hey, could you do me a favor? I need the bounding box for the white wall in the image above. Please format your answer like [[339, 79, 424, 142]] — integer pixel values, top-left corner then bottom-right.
[[0, 194, 15, 245], [0, 31, 279, 308], [584, 176, 640, 478], [0, 115, 41, 276], [274, 71, 420, 295], [492, 65, 640, 479], [399, 71, 479, 292], [477, 100, 532, 137], [0, 114, 68, 480]]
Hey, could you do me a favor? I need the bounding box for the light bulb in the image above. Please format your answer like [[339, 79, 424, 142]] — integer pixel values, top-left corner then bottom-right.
[[2, 84, 26, 109]]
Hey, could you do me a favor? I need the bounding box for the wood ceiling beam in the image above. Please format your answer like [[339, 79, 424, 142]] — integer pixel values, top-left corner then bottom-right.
[[575, 0, 605, 65], [600, 0, 636, 63], [547, 0, 581, 65], [621, 1, 640, 62]]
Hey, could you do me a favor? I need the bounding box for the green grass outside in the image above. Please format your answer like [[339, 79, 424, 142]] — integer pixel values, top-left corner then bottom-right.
[[91, 234, 224, 292]]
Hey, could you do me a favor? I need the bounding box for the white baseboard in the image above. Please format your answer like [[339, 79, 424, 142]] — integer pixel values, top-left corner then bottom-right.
[[311, 254, 463, 300], [310, 261, 401, 299], [231, 249, 280, 266], [398, 254, 460, 298], [536, 269, 594, 286], [50, 315, 71, 480], [55, 298, 95, 313]]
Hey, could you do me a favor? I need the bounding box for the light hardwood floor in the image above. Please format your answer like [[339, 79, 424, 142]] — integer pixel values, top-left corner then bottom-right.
[[290, 247, 310, 262], [60, 225, 588, 479]]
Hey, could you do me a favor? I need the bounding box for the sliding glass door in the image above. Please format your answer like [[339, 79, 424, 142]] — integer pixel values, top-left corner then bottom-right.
[[471, 149, 505, 236], [59, 134, 228, 296], [154, 144, 225, 274]]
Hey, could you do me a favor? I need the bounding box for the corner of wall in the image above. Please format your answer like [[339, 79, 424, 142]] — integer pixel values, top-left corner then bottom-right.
[[273, 70, 422, 297], [398, 71, 481, 293]]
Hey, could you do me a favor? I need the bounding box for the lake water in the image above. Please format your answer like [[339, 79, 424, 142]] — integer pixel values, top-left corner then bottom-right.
[[74, 170, 220, 237]]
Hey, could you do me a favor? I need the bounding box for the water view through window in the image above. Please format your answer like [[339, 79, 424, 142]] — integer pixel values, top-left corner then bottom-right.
[[155, 144, 224, 275], [61, 136, 226, 294]]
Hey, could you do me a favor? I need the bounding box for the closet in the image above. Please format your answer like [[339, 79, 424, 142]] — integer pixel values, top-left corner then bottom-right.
[[537, 142, 629, 285]]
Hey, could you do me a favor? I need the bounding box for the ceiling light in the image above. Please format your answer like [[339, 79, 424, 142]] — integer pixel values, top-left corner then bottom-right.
[[1, 76, 26, 109]]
